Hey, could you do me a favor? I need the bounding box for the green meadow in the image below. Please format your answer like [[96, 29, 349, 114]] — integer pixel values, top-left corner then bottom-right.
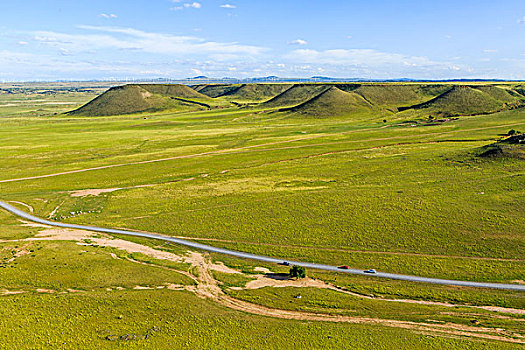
[[0, 82, 523, 348]]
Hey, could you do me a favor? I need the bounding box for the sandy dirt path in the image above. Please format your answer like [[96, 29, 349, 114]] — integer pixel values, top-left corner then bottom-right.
[[2, 222, 523, 343], [188, 252, 524, 344]]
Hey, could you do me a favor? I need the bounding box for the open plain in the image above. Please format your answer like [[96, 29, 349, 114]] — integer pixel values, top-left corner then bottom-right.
[[0, 82, 524, 349]]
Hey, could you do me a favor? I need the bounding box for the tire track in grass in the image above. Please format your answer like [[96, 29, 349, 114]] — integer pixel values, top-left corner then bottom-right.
[[5, 218, 524, 343], [1, 121, 524, 184]]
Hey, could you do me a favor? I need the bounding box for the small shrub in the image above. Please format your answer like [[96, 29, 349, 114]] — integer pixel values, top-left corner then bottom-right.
[[289, 265, 306, 279]]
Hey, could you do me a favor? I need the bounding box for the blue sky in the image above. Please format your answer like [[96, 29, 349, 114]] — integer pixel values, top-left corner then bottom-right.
[[1, 0, 524, 81]]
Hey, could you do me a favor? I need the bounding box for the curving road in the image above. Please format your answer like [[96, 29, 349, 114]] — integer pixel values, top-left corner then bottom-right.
[[1, 200, 524, 292]]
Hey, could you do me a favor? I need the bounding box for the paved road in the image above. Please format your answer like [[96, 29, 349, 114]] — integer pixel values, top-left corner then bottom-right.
[[1, 200, 524, 292]]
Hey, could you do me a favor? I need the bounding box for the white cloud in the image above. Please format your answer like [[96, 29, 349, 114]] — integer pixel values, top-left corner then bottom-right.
[[286, 48, 438, 67], [483, 49, 497, 53], [288, 39, 308, 45], [0, 47, 486, 81], [30, 25, 265, 59], [0, 50, 35, 64], [283, 48, 469, 78], [171, 2, 201, 10], [6, 20, 522, 80], [99, 13, 117, 19], [0, 49, 192, 80], [518, 16, 525, 24], [220, 4, 236, 9]]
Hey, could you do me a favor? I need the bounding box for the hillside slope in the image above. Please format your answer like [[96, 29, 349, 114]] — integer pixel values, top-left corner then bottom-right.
[[262, 84, 330, 108], [68, 82, 525, 118], [193, 84, 241, 98], [218, 83, 292, 101], [284, 86, 374, 117], [68, 84, 213, 116], [354, 84, 450, 108], [473, 86, 523, 103], [478, 133, 525, 159], [399, 86, 509, 116], [139, 84, 209, 99]]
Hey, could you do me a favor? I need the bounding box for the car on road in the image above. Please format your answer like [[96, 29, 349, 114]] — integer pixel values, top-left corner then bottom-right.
[[338, 265, 349, 269], [364, 269, 377, 274]]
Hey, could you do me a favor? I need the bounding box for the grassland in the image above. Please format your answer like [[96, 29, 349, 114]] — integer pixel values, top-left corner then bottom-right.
[[0, 82, 523, 348], [5, 290, 522, 350]]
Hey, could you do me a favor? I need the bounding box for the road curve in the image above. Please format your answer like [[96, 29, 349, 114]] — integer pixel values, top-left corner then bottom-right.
[[1, 200, 524, 292]]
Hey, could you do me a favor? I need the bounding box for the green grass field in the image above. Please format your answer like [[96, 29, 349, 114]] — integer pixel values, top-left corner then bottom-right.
[[0, 82, 523, 348]]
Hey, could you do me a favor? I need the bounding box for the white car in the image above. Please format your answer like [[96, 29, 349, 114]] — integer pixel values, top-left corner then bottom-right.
[[364, 269, 376, 274]]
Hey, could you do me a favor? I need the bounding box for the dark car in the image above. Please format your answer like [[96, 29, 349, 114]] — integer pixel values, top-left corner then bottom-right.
[[338, 265, 349, 269]]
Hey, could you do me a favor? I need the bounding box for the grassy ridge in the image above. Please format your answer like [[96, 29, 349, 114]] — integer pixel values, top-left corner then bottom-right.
[[193, 83, 241, 98], [400, 86, 510, 116], [66, 82, 525, 119], [283, 86, 375, 117], [474, 86, 523, 103], [69, 84, 218, 116], [262, 83, 330, 108], [217, 83, 292, 102], [353, 84, 450, 107]]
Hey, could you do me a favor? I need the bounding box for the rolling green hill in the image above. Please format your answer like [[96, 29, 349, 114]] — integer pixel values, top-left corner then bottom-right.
[[399, 86, 511, 116], [353, 84, 450, 108], [192, 84, 241, 98], [513, 85, 525, 97], [283, 86, 375, 117], [68, 84, 215, 116], [262, 84, 330, 108], [473, 86, 524, 103], [217, 83, 292, 102], [68, 82, 525, 119]]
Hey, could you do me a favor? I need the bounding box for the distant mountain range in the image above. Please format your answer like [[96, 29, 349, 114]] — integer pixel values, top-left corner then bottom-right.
[[181, 76, 524, 84], [42, 76, 523, 85]]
